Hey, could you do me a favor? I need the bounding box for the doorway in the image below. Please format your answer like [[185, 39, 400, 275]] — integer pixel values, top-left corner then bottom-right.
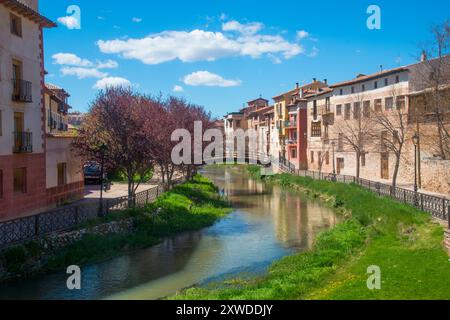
[[381, 153, 389, 179]]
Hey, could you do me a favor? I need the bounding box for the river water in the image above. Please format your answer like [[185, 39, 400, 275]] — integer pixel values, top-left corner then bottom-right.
[[0, 166, 337, 300]]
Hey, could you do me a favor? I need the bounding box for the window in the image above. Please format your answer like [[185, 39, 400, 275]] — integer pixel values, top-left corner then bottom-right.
[[336, 104, 342, 116], [396, 96, 406, 109], [10, 14, 22, 37], [311, 121, 322, 137], [384, 78, 389, 86], [0, 110, 2, 136], [57, 163, 67, 186], [344, 104, 351, 120], [351, 86, 355, 94], [325, 151, 330, 165], [313, 100, 318, 120], [374, 81, 378, 89], [395, 75, 400, 83], [361, 152, 366, 167], [363, 101, 371, 118], [291, 148, 297, 159], [318, 151, 322, 164], [340, 89, 343, 95], [338, 133, 344, 151], [385, 97, 394, 110], [353, 102, 361, 119], [0, 170, 3, 199], [310, 151, 314, 163], [362, 84, 366, 92], [374, 99, 382, 112], [13, 168, 26, 194]]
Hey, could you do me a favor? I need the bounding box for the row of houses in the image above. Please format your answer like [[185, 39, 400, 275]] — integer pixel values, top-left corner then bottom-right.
[[0, 0, 84, 221], [224, 55, 450, 194]]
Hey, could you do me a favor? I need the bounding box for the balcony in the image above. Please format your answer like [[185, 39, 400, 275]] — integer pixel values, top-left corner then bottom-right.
[[322, 112, 335, 126], [284, 120, 297, 129], [285, 139, 298, 145], [12, 79, 32, 102], [13, 132, 33, 153]]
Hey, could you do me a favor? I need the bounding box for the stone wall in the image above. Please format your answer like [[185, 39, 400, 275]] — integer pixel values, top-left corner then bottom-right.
[[444, 229, 450, 256], [41, 218, 135, 251], [0, 218, 136, 281]]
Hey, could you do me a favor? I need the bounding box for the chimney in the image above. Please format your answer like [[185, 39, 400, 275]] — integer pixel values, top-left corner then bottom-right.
[[421, 50, 427, 62], [380, 65, 383, 72], [323, 79, 328, 85], [296, 82, 299, 89], [299, 89, 303, 98], [313, 78, 317, 82]]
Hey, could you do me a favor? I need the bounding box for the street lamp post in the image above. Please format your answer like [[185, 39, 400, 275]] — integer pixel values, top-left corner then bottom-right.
[[98, 143, 107, 217], [412, 133, 419, 206], [331, 141, 336, 182]]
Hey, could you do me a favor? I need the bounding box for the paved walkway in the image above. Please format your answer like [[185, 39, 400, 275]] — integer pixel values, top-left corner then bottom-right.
[[84, 182, 158, 199], [368, 178, 450, 200]]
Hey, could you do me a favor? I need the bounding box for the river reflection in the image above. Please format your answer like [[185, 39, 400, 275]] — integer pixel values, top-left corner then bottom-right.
[[0, 166, 337, 300]]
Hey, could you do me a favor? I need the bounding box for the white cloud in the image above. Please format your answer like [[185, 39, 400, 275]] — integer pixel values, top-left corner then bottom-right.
[[97, 28, 303, 65], [60, 67, 108, 79], [98, 16, 105, 20], [219, 13, 228, 21], [296, 30, 309, 40], [53, 53, 118, 79], [307, 46, 319, 57], [94, 77, 132, 90], [183, 71, 241, 87], [52, 53, 93, 67], [57, 16, 80, 29], [132, 17, 142, 23], [173, 85, 184, 92], [222, 20, 263, 35], [96, 59, 119, 69]]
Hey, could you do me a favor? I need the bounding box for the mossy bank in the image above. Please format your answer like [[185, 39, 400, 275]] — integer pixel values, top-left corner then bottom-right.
[[172, 167, 450, 300], [0, 175, 232, 282]]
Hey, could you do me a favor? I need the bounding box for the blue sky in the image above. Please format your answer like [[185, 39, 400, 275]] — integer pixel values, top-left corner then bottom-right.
[[40, 0, 450, 118]]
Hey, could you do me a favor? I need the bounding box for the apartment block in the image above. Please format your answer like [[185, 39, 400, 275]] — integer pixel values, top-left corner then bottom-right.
[[0, 0, 55, 220], [44, 84, 84, 207]]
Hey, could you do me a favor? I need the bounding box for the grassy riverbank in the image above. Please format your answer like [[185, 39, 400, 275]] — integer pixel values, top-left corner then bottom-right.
[[0, 175, 231, 280], [172, 168, 450, 300]]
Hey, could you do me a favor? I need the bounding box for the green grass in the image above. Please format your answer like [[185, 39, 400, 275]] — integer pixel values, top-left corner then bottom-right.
[[171, 171, 450, 300], [0, 175, 231, 279]]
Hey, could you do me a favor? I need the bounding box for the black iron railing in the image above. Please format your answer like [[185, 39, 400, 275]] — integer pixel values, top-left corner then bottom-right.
[[292, 169, 449, 225], [0, 181, 186, 249], [11, 79, 32, 102], [13, 132, 32, 153]]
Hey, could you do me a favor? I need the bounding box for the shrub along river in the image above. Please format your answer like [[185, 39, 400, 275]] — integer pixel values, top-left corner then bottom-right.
[[0, 166, 338, 300]]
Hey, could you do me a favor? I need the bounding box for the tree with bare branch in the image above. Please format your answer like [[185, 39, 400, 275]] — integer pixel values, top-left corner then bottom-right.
[[368, 85, 411, 190], [333, 92, 374, 180], [412, 20, 450, 159]]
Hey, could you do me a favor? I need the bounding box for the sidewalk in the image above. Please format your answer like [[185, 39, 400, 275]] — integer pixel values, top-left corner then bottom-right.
[[369, 178, 450, 200], [84, 183, 158, 200]]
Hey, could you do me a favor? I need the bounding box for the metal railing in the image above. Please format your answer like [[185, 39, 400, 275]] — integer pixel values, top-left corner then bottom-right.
[[0, 182, 180, 249], [13, 131, 32, 153], [292, 169, 449, 225], [11, 79, 32, 102]]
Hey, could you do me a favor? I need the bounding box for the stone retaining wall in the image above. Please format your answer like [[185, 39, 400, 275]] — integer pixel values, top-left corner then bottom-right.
[[41, 218, 136, 251], [444, 229, 450, 256]]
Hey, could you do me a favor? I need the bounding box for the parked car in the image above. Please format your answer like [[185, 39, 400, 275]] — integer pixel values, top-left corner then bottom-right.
[[84, 163, 102, 184]]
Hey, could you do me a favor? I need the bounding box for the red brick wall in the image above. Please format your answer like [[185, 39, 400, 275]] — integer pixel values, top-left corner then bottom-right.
[[0, 154, 47, 221], [46, 181, 84, 207]]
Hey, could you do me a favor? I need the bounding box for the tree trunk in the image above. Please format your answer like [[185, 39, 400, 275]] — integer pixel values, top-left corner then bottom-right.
[[355, 151, 360, 180], [392, 154, 401, 192]]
